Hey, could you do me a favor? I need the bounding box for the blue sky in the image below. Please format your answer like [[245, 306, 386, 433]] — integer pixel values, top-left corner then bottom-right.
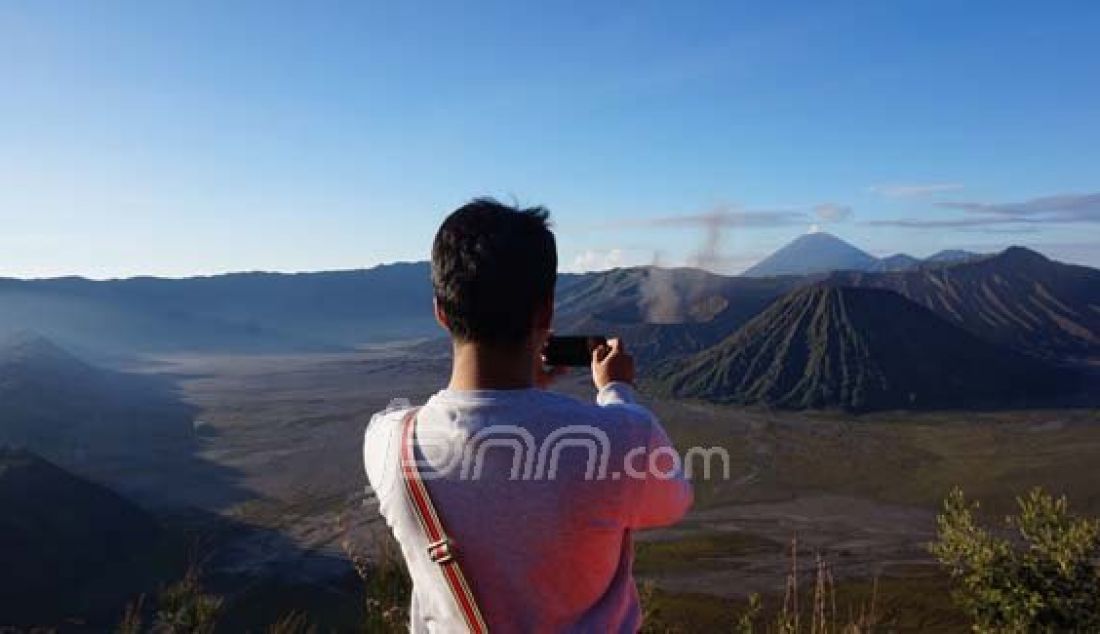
[[2, 1, 1098, 278]]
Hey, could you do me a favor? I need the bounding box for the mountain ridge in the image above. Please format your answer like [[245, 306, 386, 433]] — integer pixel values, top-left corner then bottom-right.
[[0, 333, 196, 470], [0, 261, 437, 354], [831, 246, 1100, 363], [1, 243, 1097, 385], [650, 284, 1084, 411], [741, 233, 998, 278]]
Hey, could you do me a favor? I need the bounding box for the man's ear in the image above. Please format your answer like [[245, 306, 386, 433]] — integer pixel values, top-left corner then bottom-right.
[[533, 294, 554, 331], [433, 297, 450, 332]]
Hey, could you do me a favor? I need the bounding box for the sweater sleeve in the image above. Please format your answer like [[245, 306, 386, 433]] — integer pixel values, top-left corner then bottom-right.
[[596, 382, 694, 529]]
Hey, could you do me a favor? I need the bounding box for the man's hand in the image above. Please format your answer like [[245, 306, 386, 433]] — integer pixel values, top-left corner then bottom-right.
[[591, 337, 635, 389]]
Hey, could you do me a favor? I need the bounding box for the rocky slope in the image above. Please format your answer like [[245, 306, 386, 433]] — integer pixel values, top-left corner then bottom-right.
[[651, 285, 1082, 411]]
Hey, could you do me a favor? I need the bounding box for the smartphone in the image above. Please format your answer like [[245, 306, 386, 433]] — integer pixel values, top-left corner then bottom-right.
[[543, 335, 608, 367]]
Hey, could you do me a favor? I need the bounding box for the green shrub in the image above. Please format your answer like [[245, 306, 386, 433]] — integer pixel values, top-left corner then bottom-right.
[[150, 566, 223, 634], [931, 487, 1100, 632]]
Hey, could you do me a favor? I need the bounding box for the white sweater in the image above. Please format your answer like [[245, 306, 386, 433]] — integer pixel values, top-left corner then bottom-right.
[[363, 382, 693, 633]]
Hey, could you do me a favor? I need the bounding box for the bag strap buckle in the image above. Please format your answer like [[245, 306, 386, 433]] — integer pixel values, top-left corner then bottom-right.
[[427, 537, 455, 564]]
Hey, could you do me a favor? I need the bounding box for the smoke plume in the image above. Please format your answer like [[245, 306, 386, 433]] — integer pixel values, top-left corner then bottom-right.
[[639, 252, 685, 324]]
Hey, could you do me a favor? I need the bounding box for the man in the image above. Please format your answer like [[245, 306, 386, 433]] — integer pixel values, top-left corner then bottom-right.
[[363, 199, 693, 632]]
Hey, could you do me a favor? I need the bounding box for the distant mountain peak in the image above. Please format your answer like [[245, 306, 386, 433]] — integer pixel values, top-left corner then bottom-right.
[[743, 233, 877, 277], [791, 230, 845, 244], [873, 253, 921, 272], [925, 249, 983, 263], [743, 232, 1032, 278], [997, 245, 1049, 264]]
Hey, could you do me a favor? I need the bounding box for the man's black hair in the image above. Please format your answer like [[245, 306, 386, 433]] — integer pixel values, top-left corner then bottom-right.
[[431, 198, 557, 344]]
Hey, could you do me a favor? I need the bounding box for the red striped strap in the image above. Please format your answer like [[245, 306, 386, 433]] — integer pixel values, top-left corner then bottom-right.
[[400, 408, 489, 633]]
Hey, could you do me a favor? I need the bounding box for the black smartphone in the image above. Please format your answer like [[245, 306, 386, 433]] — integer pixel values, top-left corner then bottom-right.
[[543, 335, 608, 367]]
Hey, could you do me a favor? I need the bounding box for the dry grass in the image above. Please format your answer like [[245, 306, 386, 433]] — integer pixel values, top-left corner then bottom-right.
[[639, 535, 947, 633], [737, 536, 883, 634], [339, 513, 412, 632]]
